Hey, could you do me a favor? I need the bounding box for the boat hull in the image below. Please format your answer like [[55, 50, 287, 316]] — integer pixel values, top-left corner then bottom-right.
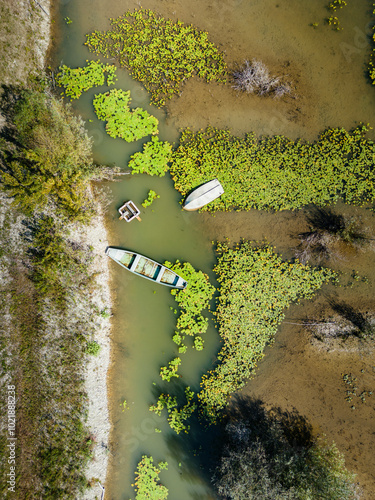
[[183, 179, 224, 211], [105, 247, 187, 290]]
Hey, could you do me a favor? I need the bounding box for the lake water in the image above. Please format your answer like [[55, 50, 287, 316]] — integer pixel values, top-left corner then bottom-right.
[[51, 0, 375, 497]]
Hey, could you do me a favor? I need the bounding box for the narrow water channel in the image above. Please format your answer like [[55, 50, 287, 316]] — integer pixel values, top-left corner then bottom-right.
[[51, 0, 375, 497]]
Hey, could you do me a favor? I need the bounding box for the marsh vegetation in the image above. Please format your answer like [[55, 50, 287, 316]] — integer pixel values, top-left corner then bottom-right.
[[2, 0, 375, 498], [170, 126, 375, 212], [85, 8, 227, 107], [212, 397, 358, 500]]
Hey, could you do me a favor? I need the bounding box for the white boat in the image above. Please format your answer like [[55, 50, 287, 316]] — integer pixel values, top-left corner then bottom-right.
[[182, 179, 224, 211], [105, 247, 187, 290]]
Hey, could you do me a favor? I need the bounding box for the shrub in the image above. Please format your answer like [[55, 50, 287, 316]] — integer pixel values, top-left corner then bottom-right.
[[232, 59, 291, 98], [86, 341, 101, 356], [296, 207, 371, 264], [0, 90, 96, 220], [213, 397, 358, 500], [30, 216, 93, 305]]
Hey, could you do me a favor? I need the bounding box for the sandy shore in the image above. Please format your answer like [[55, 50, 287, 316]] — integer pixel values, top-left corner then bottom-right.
[[74, 198, 112, 500]]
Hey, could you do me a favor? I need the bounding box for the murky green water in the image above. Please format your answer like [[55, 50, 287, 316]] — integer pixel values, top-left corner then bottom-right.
[[51, 0, 375, 497]]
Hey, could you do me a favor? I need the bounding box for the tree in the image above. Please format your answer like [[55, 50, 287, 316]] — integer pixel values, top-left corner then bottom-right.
[[0, 89, 97, 221], [212, 397, 358, 500]]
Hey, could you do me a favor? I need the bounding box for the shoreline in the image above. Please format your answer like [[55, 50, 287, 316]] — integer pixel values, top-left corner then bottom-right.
[[5, 1, 114, 495], [74, 194, 112, 500], [44, 4, 113, 496]]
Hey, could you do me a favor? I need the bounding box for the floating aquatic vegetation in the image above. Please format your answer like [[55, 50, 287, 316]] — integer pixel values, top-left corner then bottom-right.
[[128, 136, 172, 176], [170, 125, 375, 212], [85, 8, 227, 107], [159, 357, 181, 381], [328, 0, 347, 11], [198, 241, 336, 421], [132, 456, 168, 500], [142, 189, 160, 208], [149, 387, 196, 434], [93, 88, 158, 142], [55, 60, 117, 99], [165, 261, 215, 352]]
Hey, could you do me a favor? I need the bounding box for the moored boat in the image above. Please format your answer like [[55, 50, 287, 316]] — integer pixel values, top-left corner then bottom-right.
[[182, 179, 224, 211], [105, 247, 187, 290]]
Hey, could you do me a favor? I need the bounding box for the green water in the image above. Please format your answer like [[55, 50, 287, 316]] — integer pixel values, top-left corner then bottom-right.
[[51, 0, 375, 498]]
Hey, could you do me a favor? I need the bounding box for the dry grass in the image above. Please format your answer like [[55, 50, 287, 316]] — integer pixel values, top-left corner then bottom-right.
[[0, 0, 50, 87]]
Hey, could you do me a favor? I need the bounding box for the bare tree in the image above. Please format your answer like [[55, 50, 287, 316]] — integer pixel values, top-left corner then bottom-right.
[[232, 59, 291, 98]]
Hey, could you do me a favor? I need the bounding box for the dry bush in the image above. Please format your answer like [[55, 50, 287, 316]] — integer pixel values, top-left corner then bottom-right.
[[232, 59, 291, 98]]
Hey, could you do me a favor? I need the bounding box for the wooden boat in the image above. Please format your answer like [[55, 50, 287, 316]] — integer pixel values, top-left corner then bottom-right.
[[118, 200, 141, 222], [105, 247, 187, 290], [183, 179, 224, 211]]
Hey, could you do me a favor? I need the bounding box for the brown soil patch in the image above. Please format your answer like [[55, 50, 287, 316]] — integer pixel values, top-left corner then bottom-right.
[[241, 316, 375, 499]]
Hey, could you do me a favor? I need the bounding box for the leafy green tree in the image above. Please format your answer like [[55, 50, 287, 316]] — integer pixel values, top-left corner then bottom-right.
[[0, 90, 97, 220], [213, 397, 358, 500], [1, 160, 54, 214]]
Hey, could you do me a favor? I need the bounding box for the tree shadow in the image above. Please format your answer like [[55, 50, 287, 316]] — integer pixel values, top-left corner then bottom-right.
[[305, 206, 345, 234], [225, 395, 314, 450]]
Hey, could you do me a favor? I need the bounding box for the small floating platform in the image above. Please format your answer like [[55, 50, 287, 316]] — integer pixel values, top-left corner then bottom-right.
[[183, 179, 224, 211], [118, 200, 141, 222]]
